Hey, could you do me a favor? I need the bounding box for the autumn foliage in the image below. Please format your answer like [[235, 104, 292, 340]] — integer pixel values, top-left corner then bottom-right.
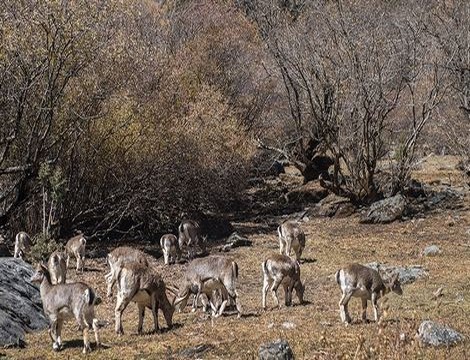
[[0, 0, 469, 239]]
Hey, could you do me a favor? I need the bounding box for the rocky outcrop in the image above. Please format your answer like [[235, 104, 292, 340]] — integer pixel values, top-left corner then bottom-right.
[[259, 339, 294, 360], [0, 258, 48, 347]]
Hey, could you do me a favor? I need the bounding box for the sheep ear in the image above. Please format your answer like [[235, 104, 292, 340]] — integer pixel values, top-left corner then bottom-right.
[[392, 273, 399, 283]]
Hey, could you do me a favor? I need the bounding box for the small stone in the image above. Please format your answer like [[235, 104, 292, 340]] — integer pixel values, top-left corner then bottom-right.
[[179, 344, 213, 358], [399, 333, 406, 342], [417, 321, 464, 347], [281, 322, 295, 329], [423, 245, 440, 257], [259, 339, 294, 360], [267, 323, 274, 329]]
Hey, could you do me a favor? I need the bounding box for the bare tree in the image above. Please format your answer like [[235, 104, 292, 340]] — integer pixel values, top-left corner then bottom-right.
[[253, 1, 444, 203], [431, 2, 470, 175]]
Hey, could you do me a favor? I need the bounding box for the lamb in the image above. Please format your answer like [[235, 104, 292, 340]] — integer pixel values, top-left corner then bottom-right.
[[199, 279, 229, 317], [160, 234, 181, 265], [262, 254, 305, 310], [65, 233, 86, 272], [174, 255, 242, 317], [277, 221, 305, 261], [30, 263, 101, 353], [14, 231, 32, 259], [47, 250, 67, 284], [335, 263, 403, 324], [175, 277, 229, 317], [105, 246, 149, 298], [114, 262, 174, 335]]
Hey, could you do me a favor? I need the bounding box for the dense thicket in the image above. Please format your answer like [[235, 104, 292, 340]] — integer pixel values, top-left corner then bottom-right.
[[0, 0, 468, 240]]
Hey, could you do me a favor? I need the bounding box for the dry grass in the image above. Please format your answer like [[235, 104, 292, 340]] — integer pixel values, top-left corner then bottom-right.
[[2, 157, 470, 360]]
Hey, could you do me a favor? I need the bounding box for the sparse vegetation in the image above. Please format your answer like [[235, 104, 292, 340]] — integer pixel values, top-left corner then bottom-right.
[[2, 156, 468, 359], [28, 233, 60, 263], [0, 0, 469, 235], [1, 0, 469, 359]]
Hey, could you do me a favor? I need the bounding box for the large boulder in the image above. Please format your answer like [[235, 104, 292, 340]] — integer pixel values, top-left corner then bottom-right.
[[360, 194, 406, 224], [0, 258, 48, 347], [417, 321, 464, 347], [259, 339, 294, 360], [314, 194, 355, 218], [366, 262, 427, 285]]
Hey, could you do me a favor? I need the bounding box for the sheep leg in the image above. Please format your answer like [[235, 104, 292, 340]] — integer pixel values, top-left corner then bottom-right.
[[163, 249, 169, 265], [226, 287, 242, 318], [137, 303, 145, 335], [115, 294, 130, 335], [92, 319, 101, 349], [49, 318, 61, 351], [106, 272, 115, 298], [372, 292, 380, 322], [216, 299, 228, 317], [279, 238, 285, 255], [339, 291, 353, 324], [151, 296, 159, 333], [361, 298, 368, 322], [262, 276, 270, 310], [270, 277, 282, 309], [285, 239, 292, 257]]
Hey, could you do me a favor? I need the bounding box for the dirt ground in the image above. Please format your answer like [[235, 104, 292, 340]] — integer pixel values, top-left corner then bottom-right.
[[3, 155, 469, 359]]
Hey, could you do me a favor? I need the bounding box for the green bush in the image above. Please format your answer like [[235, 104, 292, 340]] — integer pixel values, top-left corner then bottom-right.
[[29, 233, 61, 264]]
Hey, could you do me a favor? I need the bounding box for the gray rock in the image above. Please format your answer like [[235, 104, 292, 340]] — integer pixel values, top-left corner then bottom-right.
[[281, 321, 295, 329], [366, 262, 427, 284], [0, 233, 12, 257], [417, 321, 464, 347], [0, 258, 48, 347], [220, 232, 252, 252], [426, 187, 464, 211], [259, 339, 294, 360], [87, 247, 108, 259], [285, 181, 328, 204], [315, 194, 355, 218], [423, 245, 440, 257], [360, 194, 406, 224], [179, 344, 213, 358]]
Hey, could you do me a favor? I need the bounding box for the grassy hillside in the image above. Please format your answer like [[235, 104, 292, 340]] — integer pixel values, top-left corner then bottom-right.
[[3, 156, 469, 360]]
